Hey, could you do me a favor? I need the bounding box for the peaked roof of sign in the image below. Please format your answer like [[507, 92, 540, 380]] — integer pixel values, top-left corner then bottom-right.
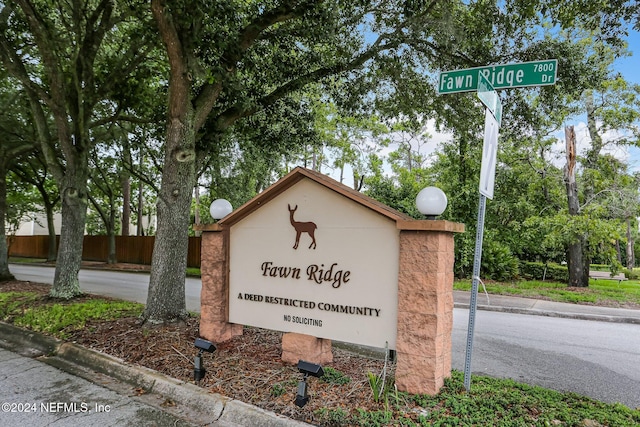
[[217, 166, 413, 227]]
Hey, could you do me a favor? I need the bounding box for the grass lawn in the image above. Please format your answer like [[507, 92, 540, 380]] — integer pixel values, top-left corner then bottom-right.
[[453, 278, 640, 307]]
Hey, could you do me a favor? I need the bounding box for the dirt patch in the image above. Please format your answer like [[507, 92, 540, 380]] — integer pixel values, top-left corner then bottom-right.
[[0, 280, 51, 294]]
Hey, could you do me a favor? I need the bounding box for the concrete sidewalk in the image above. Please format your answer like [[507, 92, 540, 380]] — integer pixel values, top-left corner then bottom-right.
[[0, 322, 308, 427], [453, 290, 640, 324]]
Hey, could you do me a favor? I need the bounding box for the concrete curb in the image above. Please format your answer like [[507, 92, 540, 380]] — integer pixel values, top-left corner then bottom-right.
[[453, 302, 640, 325], [0, 322, 309, 427], [0, 322, 59, 356]]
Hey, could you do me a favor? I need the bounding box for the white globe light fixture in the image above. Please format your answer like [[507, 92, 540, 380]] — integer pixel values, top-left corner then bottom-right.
[[415, 186, 448, 220], [209, 198, 233, 220]]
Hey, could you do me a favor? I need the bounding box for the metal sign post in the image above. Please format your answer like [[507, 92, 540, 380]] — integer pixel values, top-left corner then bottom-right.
[[438, 62, 557, 392], [463, 193, 486, 391], [463, 73, 500, 391]]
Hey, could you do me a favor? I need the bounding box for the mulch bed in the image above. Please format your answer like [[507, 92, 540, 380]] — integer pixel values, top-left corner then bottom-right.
[[1, 280, 399, 426]]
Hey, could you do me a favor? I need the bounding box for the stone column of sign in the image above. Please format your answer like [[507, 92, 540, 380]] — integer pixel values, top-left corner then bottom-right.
[[200, 228, 243, 342], [395, 229, 455, 395]]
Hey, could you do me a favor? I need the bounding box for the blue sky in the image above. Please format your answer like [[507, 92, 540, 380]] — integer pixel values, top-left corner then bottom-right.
[[611, 27, 640, 172], [326, 25, 640, 187], [615, 28, 639, 84]]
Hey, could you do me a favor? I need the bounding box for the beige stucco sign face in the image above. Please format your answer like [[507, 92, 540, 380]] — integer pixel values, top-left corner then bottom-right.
[[228, 178, 399, 349]]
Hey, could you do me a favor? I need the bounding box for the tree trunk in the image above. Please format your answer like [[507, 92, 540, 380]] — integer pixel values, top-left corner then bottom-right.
[[44, 200, 57, 262], [108, 207, 117, 264], [566, 242, 584, 287], [626, 217, 635, 269], [122, 138, 132, 237], [144, 0, 214, 323], [137, 176, 144, 236], [615, 240, 622, 265], [51, 172, 88, 299], [122, 177, 131, 237], [564, 126, 588, 287], [0, 162, 15, 281], [143, 124, 196, 323]]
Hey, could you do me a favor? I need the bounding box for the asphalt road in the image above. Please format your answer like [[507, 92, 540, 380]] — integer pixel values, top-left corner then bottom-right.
[[9, 264, 640, 409], [8, 264, 202, 312], [452, 309, 640, 408]]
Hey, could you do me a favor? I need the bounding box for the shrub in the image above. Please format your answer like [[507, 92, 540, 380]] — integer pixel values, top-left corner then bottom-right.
[[622, 268, 640, 280], [480, 240, 519, 281], [520, 261, 568, 282]]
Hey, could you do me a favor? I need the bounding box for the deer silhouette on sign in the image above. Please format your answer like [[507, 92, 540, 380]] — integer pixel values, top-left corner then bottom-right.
[[288, 204, 317, 249]]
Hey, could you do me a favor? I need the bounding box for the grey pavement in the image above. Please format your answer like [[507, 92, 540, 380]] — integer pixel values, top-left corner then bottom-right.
[[0, 345, 199, 427], [0, 322, 308, 427]]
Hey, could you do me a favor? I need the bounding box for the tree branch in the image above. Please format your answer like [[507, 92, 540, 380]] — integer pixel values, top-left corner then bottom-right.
[[194, 0, 321, 130], [151, 0, 190, 120], [213, 30, 400, 131]]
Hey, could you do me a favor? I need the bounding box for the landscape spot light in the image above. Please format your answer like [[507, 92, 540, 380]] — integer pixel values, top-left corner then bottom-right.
[[194, 338, 216, 385], [294, 360, 324, 408]]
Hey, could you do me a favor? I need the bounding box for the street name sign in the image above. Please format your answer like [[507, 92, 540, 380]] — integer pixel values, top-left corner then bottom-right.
[[438, 59, 557, 94]]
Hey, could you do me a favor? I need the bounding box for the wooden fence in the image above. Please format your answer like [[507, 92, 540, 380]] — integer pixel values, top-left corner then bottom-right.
[[8, 235, 202, 268]]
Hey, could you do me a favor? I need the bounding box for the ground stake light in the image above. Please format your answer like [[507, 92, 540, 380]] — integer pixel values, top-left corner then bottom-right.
[[194, 338, 216, 385], [294, 360, 324, 408]]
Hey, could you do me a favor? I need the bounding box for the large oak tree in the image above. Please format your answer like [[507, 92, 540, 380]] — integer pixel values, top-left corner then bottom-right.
[[0, 0, 156, 297], [145, 0, 608, 322]]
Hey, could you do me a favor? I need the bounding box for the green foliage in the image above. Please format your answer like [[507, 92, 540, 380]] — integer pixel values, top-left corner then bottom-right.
[[317, 369, 640, 426], [367, 371, 385, 403], [0, 292, 40, 319], [314, 407, 350, 426], [270, 383, 287, 398], [5, 174, 40, 235], [363, 170, 427, 219], [366, 371, 402, 407], [186, 267, 201, 277], [320, 367, 351, 385], [480, 240, 520, 281], [409, 371, 640, 426], [353, 409, 394, 426], [622, 268, 640, 280], [270, 378, 297, 398], [13, 299, 144, 339]]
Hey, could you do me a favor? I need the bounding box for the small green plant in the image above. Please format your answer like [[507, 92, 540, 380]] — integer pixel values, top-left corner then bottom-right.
[[320, 367, 351, 385], [353, 408, 394, 427], [367, 372, 387, 403], [0, 292, 40, 318], [314, 407, 350, 426], [270, 383, 287, 397]]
